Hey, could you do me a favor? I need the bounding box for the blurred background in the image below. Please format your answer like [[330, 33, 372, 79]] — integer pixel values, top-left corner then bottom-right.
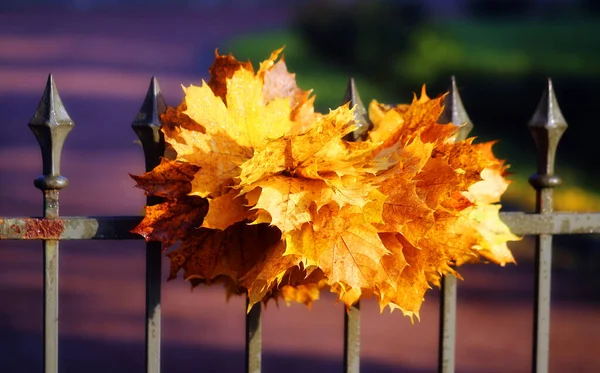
[[0, 0, 599, 372]]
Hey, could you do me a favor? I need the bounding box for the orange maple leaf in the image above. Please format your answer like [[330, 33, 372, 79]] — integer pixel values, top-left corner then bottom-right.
[[130, 48, 519, 320]]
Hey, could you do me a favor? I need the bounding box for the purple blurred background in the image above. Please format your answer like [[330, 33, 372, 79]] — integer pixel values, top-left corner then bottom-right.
[[1, 2, 599, 372]]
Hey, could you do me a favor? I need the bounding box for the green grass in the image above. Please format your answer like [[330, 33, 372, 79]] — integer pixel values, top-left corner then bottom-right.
[[396, 17, 600, 83]]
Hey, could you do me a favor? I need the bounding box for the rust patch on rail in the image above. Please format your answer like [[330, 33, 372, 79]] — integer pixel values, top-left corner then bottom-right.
[[23, 219, 65, 239], [10, 225, 21, 234], [0, 218, 5, 239]]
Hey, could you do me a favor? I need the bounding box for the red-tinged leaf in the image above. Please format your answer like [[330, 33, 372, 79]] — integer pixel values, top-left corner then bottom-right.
[[131, 158, 200, 199], [132, 196, 208, 248]]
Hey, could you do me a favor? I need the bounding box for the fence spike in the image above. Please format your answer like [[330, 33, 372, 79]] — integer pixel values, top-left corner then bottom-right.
[[440, 75, 474, 139], [343, 77, 371, 141], [245, 297, 262, 373], [29, 74, 74, 191], [528, 78, 567, 373], [343, 302, 361, 373], [132, 76, 167, 172], [528, 78, 568, 190], [132, 76, 167, 373]]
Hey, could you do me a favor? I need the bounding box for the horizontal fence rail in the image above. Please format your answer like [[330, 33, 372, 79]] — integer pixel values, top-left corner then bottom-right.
[[3, 212, 600, 241], [0, 73, 597, 373]]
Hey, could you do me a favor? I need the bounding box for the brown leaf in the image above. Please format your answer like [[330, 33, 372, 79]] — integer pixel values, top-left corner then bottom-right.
[[201, 190, 250, 230], [207, 49, 254, 103], [167, 222, 301, 310], [132, 196, 208, 248], [130, 158, 199, 199]]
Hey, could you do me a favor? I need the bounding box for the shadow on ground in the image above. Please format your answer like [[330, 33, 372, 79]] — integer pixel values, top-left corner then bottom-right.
[[0, 328, 440, 373]]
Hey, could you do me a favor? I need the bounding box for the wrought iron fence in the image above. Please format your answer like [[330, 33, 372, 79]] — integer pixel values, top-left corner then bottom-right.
[[1, 74, 600, 373]]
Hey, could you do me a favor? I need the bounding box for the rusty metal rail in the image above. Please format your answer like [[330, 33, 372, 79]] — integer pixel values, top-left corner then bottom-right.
[[2, 212, 600, 241], [0, 73, 595, 373]]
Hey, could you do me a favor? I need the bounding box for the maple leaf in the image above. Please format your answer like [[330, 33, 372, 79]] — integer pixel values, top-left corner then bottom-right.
[[167, 222, 300, 305], [379, 233, 432, 320], [163, 49, 310, 201], [133, 196, 208, 248], [242, 239, 302, 310], [237, 104, 358, 186], [247, 176, 326, 233], [270, 267, 327, 308], [363, 87, 519, 316], [258, 48, 317, 133], [148, 49, 330, 307], [201, 190, 249, 230], [368, 100, 406, 145], [207, 49, 254, 103], [183, 72, 292, 150], [131, 158, 199, 199], [278, 284, 321, 307], [131, 49, 519, 320], [161, 101, 204, 135], [285, 203, 391, 304], [262, 55, 310, 111], [131, 159, 208, 248], [235, 103, 385, 235], [459, 166, 519, 266], [375, 137, 435, 232]]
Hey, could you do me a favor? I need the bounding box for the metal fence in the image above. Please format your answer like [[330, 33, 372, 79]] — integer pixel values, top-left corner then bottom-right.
[[1, 74, 600, 373]]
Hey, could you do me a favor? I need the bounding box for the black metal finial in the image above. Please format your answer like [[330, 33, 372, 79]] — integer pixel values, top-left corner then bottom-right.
[[343, 77, 372, 142], [132, 76, 167, 172], [29, 74, 74, 191], [528, 78, 568, 190], [439, 76, 474, 141]]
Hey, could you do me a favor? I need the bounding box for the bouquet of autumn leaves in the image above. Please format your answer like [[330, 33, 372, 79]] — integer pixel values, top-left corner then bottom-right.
[[131, 48, 519, 320]]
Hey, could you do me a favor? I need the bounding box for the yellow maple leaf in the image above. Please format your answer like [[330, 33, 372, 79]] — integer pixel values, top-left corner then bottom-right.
[[275, 267, 327, 308], [236, 103, 387, 235], [459, 166, 519, 266], [207, 49, 254, 103], [248, 176, 326, 233], [169, 128, 251, 198], [201, 190, 250, 230], [131, 49, 519, 320], [285, 203, 391, 304], [237, 104, 359, 185]]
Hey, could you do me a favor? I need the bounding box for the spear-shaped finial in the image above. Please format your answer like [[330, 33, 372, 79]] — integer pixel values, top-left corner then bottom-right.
[[343, 77, 372, 142], [439, 76, 474, 141], [132, 76, 167, 172], [29, 74, 74, 191], [528, 78, 568, 191]]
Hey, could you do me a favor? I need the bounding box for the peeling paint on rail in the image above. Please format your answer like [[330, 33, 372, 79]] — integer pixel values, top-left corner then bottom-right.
[[1, 213, 599, 241], [0, 216, 143, 240], [23, 218, 65, 239]]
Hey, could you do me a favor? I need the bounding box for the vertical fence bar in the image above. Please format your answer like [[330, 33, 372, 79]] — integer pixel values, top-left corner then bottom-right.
[[342, 77, 368, 373], [438, 276, 457, 373], [437, 77, 473, 373], [528, 79, 567, 373], [245, 298, 262, 373], [343, 302, 360, 373], [28, 74, 74, 373], [132, 77, 167, 373]]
